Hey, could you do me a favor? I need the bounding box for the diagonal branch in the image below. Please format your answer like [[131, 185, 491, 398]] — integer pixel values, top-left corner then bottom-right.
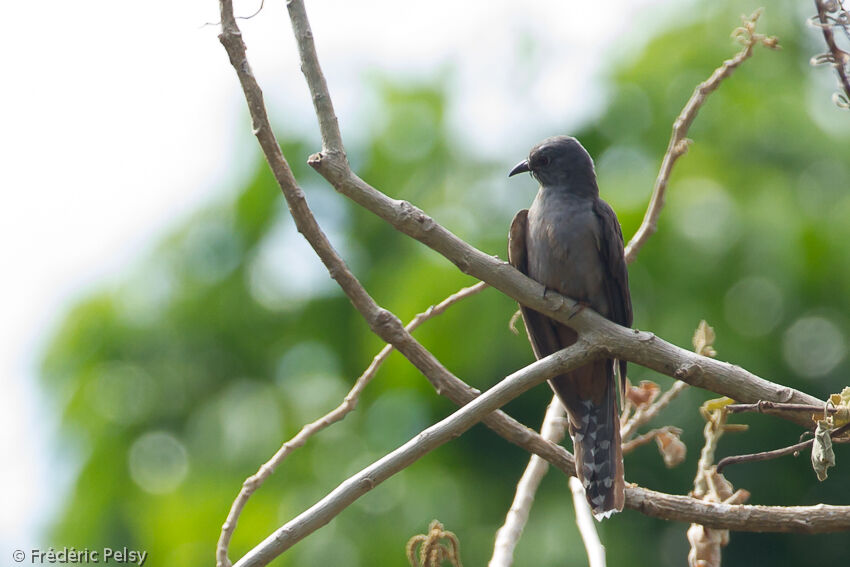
[[489, 398, 568, 567], [233, 342, 599, 567], [812, 0, 850, 107], [286, 0, 344, 153], [280, 0, 819, 425], [232, 340, 850, 567], [716, 422, 850, 473], [216, 2, 850, 566], [624, 9, 778, 263], [569, 477, 607, 567], [216, 282, 488, 564], [491, 9, 762, 540], [215, 3, 534, 564], [726, 400, 845, 424], [621, 381, 690, 440]]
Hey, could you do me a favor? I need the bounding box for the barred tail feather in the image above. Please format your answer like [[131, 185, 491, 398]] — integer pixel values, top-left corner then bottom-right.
[[550, 359, 625, 520]]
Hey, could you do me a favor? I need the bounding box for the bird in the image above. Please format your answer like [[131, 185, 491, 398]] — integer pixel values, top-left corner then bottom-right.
[[507, 135, 632, 520]]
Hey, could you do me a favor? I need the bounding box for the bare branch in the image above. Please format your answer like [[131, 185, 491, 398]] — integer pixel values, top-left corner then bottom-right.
[[406, 282, 489, 330], [233, 343, 599, 567], [217, 2, 482, 562], [688, 404, 749, 567], [626, 486, 850, 533], [216, 282, 488, 564], [726, 400, 844, 424], [624, 9, 779, 263], [716, 422, 850, 473], [812, 0, 850, 108], [569, 477, 607, 567], [216, 2, 850, 565], [489, 397, 567, 567], [285, 0, 344, 153], [717, 437, 813, 474], [621, 381, 690, 440], [727, 401, 843, 414], [231, 345, 850, 567], [491, 363, 685, 565], [280, 1, 819, 424], [622, 426, 681, 455], [216, 355, 376, 565]]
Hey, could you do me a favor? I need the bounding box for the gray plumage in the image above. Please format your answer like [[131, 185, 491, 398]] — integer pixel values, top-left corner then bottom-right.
[[508, 136, 632, 519]]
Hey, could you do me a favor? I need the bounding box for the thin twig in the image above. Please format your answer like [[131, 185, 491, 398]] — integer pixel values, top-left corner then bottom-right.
[[621, 381, 690, 440], [623, 485, 850, 533], [726, 401, 844, 426], [233, 343, 598, 567], [216, 3, 501, 563], [232, 343, 850, 567], [216, 282, 488, 564], [813, 0, 850, 107], [216, 2, 850, 565], [688, 403, 740, 567], [201, 0, 265, 28], [496, 52, 710, 551], [569, 477, 607, 567], [405, 282, 489, 330], [623, 10, 779, 264], [727, 402, 843, 414], [286, 0, 344, 154], [489, 397, 567, 567], [285, 3, 819, 424], [716, 422, 850, 473], [717, 438, 814, 474], [622, 426, 681, 454]]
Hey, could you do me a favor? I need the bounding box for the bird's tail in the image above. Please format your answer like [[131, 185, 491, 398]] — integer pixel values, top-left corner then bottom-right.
[[550, 358, 625, 520]]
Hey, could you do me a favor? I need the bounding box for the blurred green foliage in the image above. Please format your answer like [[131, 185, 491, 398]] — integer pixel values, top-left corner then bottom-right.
[[41, 1, 850, 565]]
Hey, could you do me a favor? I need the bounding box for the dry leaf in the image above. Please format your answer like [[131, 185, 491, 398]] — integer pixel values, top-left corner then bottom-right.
[[811, 419, 836, 481], [656, 429, 687, 468], [627, 380, 661, 407]]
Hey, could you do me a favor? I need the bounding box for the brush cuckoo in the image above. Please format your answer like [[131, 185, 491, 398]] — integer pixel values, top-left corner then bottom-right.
[[508, 135, 632, 519]]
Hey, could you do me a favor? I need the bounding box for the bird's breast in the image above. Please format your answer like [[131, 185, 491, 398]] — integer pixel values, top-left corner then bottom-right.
[[526, 192, 610, 315]]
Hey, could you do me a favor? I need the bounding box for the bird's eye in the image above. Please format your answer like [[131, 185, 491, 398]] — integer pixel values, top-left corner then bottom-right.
[[539, 155, 550, 167]]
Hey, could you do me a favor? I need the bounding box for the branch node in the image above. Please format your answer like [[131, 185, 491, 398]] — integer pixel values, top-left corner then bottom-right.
[[372, 308, 403, 336], [395, 200, 436, 235], [636, 330, 656, 342], [307, 152, 324, 167], [673, 138, 692, 156], [675, 363, 699, 380], [812, 0, 850, 108], [777, 387, 797, 403]]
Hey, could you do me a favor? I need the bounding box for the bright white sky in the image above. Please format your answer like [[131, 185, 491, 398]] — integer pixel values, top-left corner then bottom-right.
[[0, 0, 687, 550]]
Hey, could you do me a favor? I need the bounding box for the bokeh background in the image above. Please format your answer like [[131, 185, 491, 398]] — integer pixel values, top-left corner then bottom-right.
[[4, 0, 850, 565]]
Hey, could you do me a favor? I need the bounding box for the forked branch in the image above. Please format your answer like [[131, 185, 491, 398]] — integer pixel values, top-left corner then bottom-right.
[[623, 9, 779, 263], [812, 0, 850, 108], [215, 3, 849, 567]]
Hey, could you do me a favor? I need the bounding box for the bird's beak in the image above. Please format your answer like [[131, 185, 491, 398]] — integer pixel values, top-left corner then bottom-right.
[[508, 159, 530, 177]]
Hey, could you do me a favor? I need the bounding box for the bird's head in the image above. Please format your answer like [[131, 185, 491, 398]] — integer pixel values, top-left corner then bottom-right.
[[508, 136, 597, 193]]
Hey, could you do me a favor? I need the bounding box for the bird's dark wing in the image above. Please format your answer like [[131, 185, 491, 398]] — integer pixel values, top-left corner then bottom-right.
[[508, 209, 529, 274], [592, 199, 632, 327], [508, 209, 569, 360], [592, 198, 633, 389], [511, 206, 624, 516]]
